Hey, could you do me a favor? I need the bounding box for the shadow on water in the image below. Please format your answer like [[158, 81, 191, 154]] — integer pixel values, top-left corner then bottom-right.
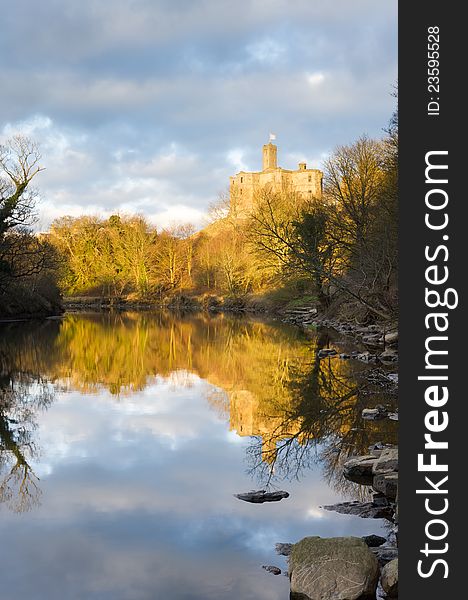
[[0, 311, 397, 513]]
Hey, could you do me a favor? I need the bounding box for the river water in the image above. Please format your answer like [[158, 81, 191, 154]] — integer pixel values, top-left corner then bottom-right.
[[0, 312, 396, 600]]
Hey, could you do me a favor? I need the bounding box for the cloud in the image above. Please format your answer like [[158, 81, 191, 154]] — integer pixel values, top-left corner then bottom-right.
[[0, 0, 397, 228]]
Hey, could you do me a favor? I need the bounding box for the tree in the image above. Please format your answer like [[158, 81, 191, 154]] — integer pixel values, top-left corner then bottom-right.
[[0, 135, 44, 236], [0, 136, 61, 316]]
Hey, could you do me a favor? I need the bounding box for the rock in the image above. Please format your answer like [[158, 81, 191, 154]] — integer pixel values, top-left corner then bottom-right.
[[387, 412, 398, 421], [275, 543, 293, 556], [355, 352, 378, 363], [234, 490, 289, 503], [373, 546, 398, 567], [262, 565, 281, 575], [387, 373, 398, 384], [372, 448, 398, 475], [373, 473, 398, 499], [381, 558, 398, 597], [379, 350, 398, 363], [318, 348, 337, 358], [362, 534, 387, 548], [362, 334, 384, 348], [384, 331, 398, 345], [289, 536, 379, 600], [322, 499, 393, 521], [362, 406, 388, 421], [343, 455, 377, 484], [368, 442, 385, 455]]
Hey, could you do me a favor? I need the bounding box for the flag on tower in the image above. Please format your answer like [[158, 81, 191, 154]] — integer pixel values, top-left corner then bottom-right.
[[269, 133, 276, 142]]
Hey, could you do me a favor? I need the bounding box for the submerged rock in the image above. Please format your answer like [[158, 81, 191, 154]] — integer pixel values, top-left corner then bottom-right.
[[234, 490, 289, 503], [289, 536, 379, 600]]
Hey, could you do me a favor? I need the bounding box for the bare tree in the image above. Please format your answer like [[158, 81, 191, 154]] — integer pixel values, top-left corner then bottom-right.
[[0, 135, 44, 235]]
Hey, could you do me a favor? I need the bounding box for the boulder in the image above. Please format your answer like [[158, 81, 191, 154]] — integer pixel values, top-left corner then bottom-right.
[[290, 536, 379, 600], [343, 455, 377, 484], [372, 448, 398, 475], [381, 558, 398, 597]]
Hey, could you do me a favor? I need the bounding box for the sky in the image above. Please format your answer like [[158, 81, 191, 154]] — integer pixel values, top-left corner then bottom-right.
[[0, 0, 397, 231]]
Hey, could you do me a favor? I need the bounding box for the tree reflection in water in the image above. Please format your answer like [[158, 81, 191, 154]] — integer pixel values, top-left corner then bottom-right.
[[245, 330, 397, 498], [0, 321, 57, 511], [0, 312, 397, 510]]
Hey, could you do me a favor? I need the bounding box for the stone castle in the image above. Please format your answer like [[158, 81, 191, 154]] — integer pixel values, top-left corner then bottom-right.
[[229, 138, 323, 217]]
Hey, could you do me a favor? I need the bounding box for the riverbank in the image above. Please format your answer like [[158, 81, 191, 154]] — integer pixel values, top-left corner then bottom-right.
[[0, 285, 63, 322]]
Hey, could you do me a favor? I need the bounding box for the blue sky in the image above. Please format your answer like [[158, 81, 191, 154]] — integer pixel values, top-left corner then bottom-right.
[[0, 0, 397, 230]]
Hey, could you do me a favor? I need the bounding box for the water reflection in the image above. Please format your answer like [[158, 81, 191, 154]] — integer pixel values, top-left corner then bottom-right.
[[0, 312, 396, 599], [0, 322, 57, 512]]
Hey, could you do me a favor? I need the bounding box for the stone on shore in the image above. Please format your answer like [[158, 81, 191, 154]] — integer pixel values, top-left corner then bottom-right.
[[380, 558, 398, 597], [372, 448, 398, 475], [373, 473, 398, 499], [289, 536, 379, 600]]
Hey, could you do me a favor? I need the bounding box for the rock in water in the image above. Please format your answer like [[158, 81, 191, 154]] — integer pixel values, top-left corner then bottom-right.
[[289, 536, 379, 600], [234, 490, 289, 503], [275, 542, 293, 556], [343, 455, 377, 485], [262, 565, 281, 575], [322, 499, 394, 521], [362, 534, 387, 548], [362, 406, 388, 420], [380, 558, 398, 597]]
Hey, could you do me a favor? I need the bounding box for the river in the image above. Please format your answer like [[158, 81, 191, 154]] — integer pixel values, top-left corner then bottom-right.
[[0, 311, 397, 600]]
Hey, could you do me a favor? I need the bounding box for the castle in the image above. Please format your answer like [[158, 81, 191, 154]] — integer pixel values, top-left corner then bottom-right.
[[229, 138, 323, 217]]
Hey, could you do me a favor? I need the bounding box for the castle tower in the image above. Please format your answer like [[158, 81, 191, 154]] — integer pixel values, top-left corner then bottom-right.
[[229, 138, 323, 218], [262, 142, 277, 171]]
